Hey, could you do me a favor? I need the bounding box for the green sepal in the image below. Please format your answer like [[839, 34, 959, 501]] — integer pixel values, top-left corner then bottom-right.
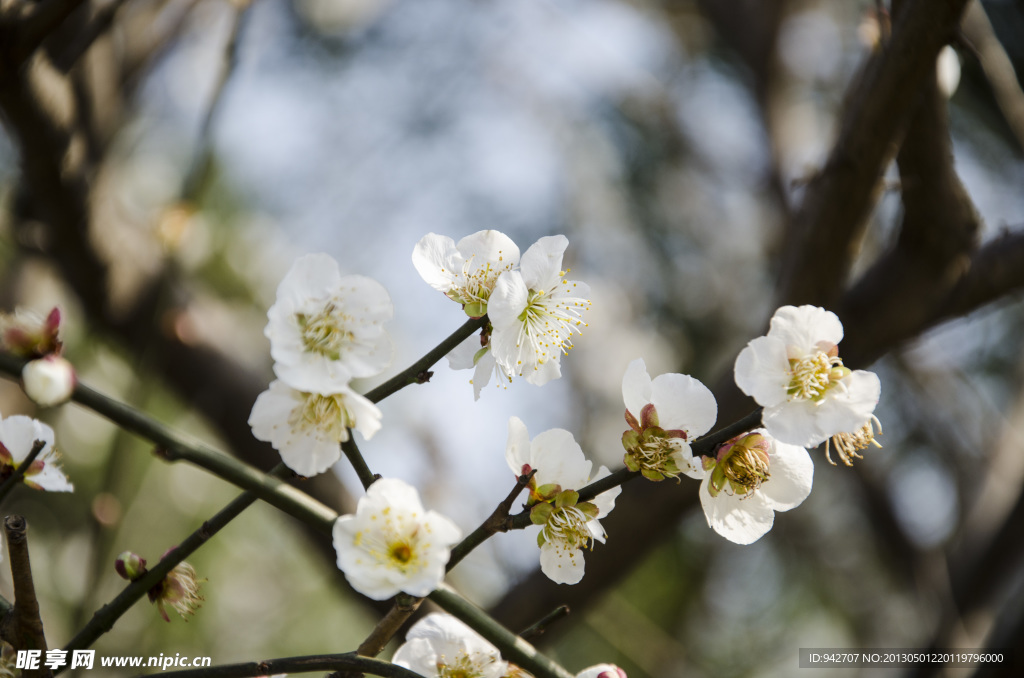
[[554, 489, 579, 508], [641, 468, 666, 482], [625, 409, 641, 433], [535, 483, 562, 501], [621, 429, 640, 452], [708, 464, 727, 497], [537, 531, 547, 548], [623, 453, 641, 472], [576, 501, 599, 521], [463, 301, 487, 319], [531, 503, 554, 525], [472, 347, 489, 365]]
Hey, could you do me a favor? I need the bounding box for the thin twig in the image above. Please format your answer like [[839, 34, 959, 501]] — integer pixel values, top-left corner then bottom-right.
[[447, 471, 534, 571], [0, 440, 46, 505], [364, 317, 488, 403], [355, 594, 423, 658], [341, 438, 377, 491], [135, 652, 422, 678], [519, 605, 570, 643]]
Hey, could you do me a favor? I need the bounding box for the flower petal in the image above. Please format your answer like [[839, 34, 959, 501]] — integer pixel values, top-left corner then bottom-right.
[[734, 336, 790, 407], [699, 476, 775, 545], [762, 441, 813, 512], [412, 233, 461, 293], [519, 235, 568, 292], [488, 271, 529, 329], [768, 305, 843, 350], [539, 539, 585, 585], [650, 372, 717, 437], [456, 230, 520, 271], [588, 465, 622, 518], [530, 428, 592, 489], [505, 417, 533, 476], [621, 358, 653, 420]]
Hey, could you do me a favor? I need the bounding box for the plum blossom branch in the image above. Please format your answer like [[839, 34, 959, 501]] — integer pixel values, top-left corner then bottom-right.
[[0, 439, 45, 505], [0, 351, 337, 532], [565, 409, 765, 511], [428, 585, 575, 678], [141, 652, 422, 678], [363, 316, 488, 403]]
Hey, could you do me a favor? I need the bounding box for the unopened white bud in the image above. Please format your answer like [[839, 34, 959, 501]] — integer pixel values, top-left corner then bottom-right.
[[22, 355, 76, 406]]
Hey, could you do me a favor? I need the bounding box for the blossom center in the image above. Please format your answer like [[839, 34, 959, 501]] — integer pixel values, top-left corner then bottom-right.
[[297, 302, 352, 360], [292, 393, 349, 438], [787, 350, 848, 401], [389, 542, 413, 564], [511, 276, 590, 370], [542, 506, 594, 550], [451, 256, 509, 305], [709, 434, 771, 497], [438, 655, 487, 678]]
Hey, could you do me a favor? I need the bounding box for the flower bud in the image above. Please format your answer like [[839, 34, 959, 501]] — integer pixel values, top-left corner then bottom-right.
[[22, 355, 76, 407], [1, 307, 62, 357], [115, 551, 148, 581]]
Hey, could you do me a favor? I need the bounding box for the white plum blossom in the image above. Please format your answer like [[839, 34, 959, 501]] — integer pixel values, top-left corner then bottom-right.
[[0, 415, 73, 492], [699, 429, 812, 545], [392, 613, 508, 678], [413, 230, 520, 318], [505, 417, 620, 585], [265, 253, 393, 392], [576, 665, 627, 678], [333, 478, 461, 600], [734, 305, 881, 448], [248, 379, 382, 477], [489, 236, 590, 387], [22, 355, 76, 407], [620, 358, 717, 481]]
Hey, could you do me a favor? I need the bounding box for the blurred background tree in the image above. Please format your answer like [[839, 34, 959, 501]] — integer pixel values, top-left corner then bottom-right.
[[1, 0, 1023, 676]]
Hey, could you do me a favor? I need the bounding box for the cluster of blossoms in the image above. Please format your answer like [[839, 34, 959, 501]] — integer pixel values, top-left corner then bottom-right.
[[249, 254, 394, 476], [0, 307, 75, 492], [393, 613, 627, 678], [613, 305, 881, 544], [505, 417, 620, 584], [414, 231, 591, 399]]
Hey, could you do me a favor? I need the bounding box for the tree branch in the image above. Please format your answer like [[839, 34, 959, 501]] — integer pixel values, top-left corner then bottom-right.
[[2, 516, 52, 678], [776, 0, 972, 308], [140, 653, 422, 678]]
